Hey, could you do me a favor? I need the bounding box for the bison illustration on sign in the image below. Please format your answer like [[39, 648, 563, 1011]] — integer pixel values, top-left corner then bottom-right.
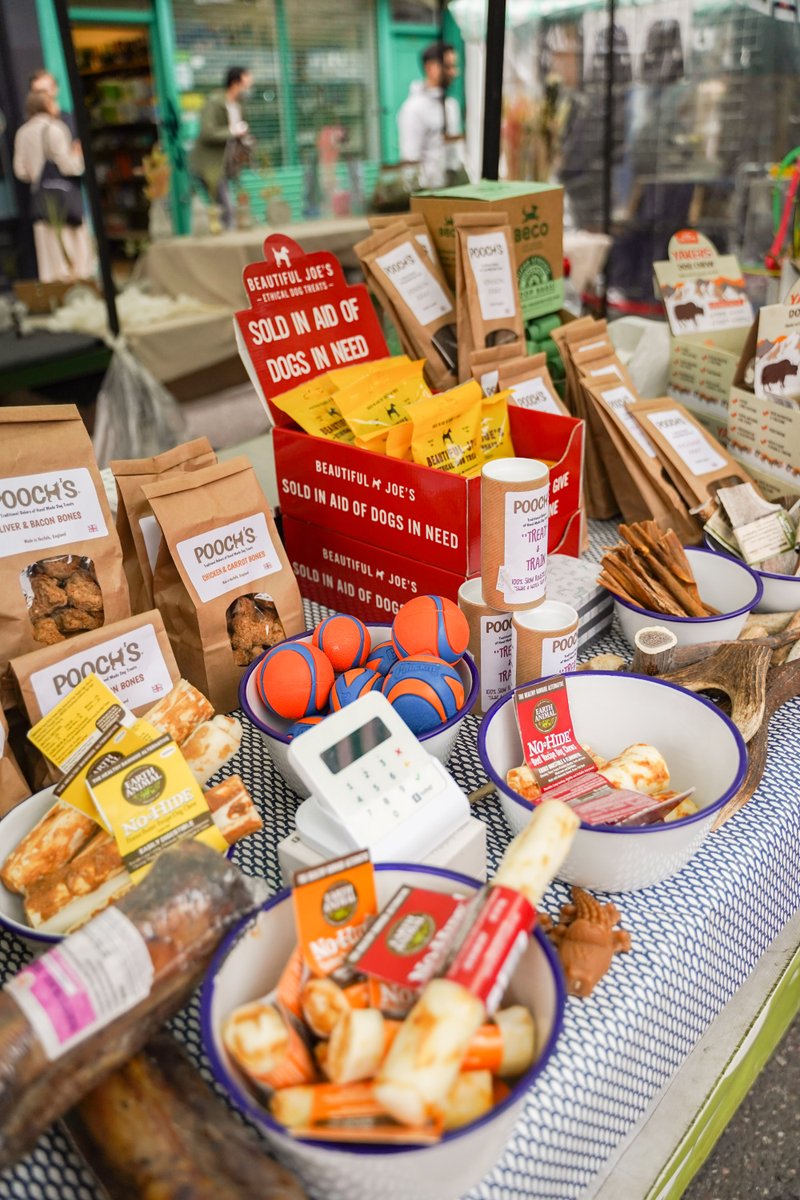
[[761, 358, 799, 391], [674, 300, 704, 325]]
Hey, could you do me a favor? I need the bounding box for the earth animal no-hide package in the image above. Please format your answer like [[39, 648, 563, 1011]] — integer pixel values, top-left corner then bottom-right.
[[654, 230, 754, 437]]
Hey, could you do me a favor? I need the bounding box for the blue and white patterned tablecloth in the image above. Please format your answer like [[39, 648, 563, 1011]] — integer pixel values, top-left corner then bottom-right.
[[0, 522, 798, 1200]]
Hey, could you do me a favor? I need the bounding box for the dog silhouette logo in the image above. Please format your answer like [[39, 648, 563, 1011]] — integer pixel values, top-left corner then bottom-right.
[[386, 402, 400, 419], [273, 245, 292, 270], [442, 428, 453, 445]]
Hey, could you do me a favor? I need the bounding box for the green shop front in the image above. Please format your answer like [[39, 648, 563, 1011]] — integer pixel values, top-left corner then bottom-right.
[[34, 0, 464, 254]]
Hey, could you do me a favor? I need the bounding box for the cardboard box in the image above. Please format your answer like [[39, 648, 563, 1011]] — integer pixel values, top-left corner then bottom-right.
[[283, 508, 585, 621], [654, 230, 754, 431], [273, 405, 584, 581], [411, 180, 564, 325]]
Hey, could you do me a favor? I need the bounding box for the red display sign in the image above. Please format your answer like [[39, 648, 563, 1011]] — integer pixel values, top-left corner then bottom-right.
[[234, 233, 388, 422]]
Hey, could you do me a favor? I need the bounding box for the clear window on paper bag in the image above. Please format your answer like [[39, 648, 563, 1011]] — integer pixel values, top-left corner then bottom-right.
[[227, 593, 285, 667], [21, 556, 105, 646]]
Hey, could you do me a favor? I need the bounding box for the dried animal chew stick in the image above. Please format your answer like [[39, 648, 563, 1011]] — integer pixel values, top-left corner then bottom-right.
[[0, 842, 265, 1171], [0, 802, 97, 894], [146, 679, 214, 745], [374, 801, 579, 1127], [204, 776, 262, 844], [182, 716, 243, 785], [617, 524, 713, 617]]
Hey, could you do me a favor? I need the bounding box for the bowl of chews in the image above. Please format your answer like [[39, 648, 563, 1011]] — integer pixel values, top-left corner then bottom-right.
[[598, 522, 762, 647], [201, 861, 565, 1200], [702, 483, 800, 613], [479, 670, 747, 892], [240, 598, 478, 798]]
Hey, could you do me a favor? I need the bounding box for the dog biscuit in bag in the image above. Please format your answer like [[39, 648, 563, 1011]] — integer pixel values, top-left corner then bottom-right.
[[456, 213, 525, 383]]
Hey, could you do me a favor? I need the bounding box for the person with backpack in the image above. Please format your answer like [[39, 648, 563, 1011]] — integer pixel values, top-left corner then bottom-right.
[[12, 90, 93, 282]]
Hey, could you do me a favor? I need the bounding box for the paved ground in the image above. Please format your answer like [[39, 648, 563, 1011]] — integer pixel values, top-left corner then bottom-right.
[[683, 1015, 800, 1200]]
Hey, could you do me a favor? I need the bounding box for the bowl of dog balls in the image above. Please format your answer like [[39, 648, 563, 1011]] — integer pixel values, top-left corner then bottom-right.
[[240, 597, 479, 797]]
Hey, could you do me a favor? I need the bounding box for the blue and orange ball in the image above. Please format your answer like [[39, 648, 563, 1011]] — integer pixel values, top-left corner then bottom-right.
[[312, 613, 370, 674], [364, 639, 400, 677], [255, 641, 334, 720], [330, 667, 381, 712], [381, 653, 465, 735], [286, 715, 325, 740], [392, 595, 469, 665]]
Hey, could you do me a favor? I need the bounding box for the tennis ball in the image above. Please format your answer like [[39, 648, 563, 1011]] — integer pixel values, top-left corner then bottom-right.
[[255, 641, 334, 720], [381, 653, 465, 735], [312, 613, 370, 673], [392, 595, 469, 665], [329, 667, 381, 712]]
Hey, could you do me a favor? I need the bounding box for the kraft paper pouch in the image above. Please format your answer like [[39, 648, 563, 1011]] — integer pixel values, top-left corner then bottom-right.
[[272, 378, 355, 445], [113, 438, 217, 616], [386, 422, 414, 461], [551, 321, 617, 518], [469, 343, 526, 396], [629, 399, 756, 514], [0, 405, 130, 691], [368, 213, 441, 270], [11, 609, 180, 727], [480, 391, 515, 462], [576, 353, 627, 387], [499, 356, 570, 417], [0, 707, 30, 816], [410, 382, 485, 476], [455, 212, 525, 384], [336, 359, 430, 444], [144, 457, 303, 712], [357, 226, 459, 391]]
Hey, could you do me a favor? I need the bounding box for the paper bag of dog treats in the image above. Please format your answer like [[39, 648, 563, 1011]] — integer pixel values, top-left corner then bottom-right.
[[11, 609, 180, 727], [455, 212, 525, 384], [113, 437, 217, 615], [0, 707, 30, 815], [0, 405, 130, 691], [145, 457, 303, 712]]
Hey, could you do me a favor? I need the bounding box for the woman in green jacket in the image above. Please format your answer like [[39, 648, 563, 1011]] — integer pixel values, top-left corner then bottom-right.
[[190, 66, 252, 229]]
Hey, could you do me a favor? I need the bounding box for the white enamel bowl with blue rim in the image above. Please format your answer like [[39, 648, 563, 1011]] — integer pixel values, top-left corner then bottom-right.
[[608, 545, 763, 649], [703, 530, 800, 614], [201, 862, 565, 1200], [479, 671, 747, 893], [0, 787, 67, 945], [239, 623, 479, 799]]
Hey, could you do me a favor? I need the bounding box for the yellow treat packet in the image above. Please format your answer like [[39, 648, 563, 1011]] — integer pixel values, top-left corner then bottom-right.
[[272, 378, 355, 444], [386, 422, 414, 460], [53, 717, 160, 823], [87, 733, 227, 881], [28, 674, 132, 774], [336, 360, 430, 443], [356, 433, 389, 454], [410, 381, 486, 476], [326, 356, 408, 392], [481, 389, 515, 462]]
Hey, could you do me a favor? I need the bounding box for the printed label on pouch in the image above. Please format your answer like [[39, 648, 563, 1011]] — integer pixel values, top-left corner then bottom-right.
[[0, 468, 107, 558], [6, 908, 154, 1060], [468, 231, 516, 322], [375, 241, 453, 326], [645, 409, 726, 475], [445, 885, 536, 1014], [598, 387, 658, 458], [138, 514, 162, 572], [509, 377, 562, 415], [480, 613, 516, 709], [498, 484, 549, 603], [30, 624, 174, 716], [177, 512, 280, 603], [540, 628, 578, 676], [480, 368, 500, 396]]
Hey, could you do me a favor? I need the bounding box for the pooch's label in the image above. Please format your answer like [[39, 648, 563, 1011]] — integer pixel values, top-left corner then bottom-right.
[[499, 484, 549, 603], [597, 387, 658, 458], [540, 628, 578, 676], [375, 241, 454, 326], [0, 468, 107, 558], [30, 624, 173, 716], [176, 512, 281, 603], [480, 613, 515, 710], [6, 907, 154, 1060], [445, 885, 536, 1014], [509, 377, 562, 415], [347, 885, 468, 991], [644, 409, 727, 475], [468, 231, 516, 322], [138, 514, 162, 572], [293, 849, 378, 980]]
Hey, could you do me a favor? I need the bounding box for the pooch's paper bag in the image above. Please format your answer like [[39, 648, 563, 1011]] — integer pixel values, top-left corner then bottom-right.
[[11, 609, 180, 726], [113, 438, 216, 615], [455, 211, 525, 383], [0, 707, 30, 815], [0, 405, 130, 690], [144, 457, 303, 711]]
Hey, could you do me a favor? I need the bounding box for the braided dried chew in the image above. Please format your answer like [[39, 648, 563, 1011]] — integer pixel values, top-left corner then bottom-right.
[[181, 716, 242, 785], [146, 679, 214, 745], [1, 802, 97, 893]]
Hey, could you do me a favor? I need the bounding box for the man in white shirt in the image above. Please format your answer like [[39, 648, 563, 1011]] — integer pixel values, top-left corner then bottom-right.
[[397, 42, 463, 190]]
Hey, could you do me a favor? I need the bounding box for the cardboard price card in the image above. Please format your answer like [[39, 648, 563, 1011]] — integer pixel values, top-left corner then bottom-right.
[[234, 234, 388, 424], [654, 230, 753, 336]]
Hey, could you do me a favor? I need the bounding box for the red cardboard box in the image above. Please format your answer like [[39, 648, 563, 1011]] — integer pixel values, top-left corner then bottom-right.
[[274, 406, 584, 580], [282, 508, 585, 619]]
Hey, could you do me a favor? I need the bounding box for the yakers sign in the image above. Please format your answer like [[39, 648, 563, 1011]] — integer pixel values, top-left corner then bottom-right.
[[234, 234, 388, 423]]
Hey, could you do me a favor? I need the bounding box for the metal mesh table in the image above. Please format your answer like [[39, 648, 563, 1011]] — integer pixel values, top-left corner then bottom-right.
[[1, 523, 798, 1200]]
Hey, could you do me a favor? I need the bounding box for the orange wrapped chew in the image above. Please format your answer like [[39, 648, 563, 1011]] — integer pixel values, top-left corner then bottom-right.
[[222, 999, 316, 1091]]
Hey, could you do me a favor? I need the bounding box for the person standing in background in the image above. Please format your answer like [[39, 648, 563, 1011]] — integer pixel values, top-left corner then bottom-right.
[[397, 42, 463, 189], [29, 69, 76, 137], [190, 66, 253, 230], [13, 91, 93, 282]]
